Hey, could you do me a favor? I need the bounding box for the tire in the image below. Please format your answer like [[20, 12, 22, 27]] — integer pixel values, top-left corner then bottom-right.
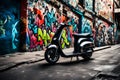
[[81, 48, 93, 60], [45, 48, 60, 64]]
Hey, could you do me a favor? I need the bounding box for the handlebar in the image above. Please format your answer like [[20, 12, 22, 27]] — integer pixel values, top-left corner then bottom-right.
[[60, 23, 70, 27]]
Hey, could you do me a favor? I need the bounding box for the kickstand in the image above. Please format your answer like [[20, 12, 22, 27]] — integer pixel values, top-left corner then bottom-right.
[[76, 56, 79, 61], [70, 57, 73, 62], [70, 56, 79, 61]]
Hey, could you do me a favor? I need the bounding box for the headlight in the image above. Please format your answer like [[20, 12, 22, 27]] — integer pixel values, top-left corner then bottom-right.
[[53, 37, 57, 40]]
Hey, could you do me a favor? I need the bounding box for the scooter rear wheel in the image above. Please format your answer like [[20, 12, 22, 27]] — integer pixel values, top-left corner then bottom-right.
[[81, 52, 92, 60], [45, 48, 60, 64], [81, 48, 93, 60]]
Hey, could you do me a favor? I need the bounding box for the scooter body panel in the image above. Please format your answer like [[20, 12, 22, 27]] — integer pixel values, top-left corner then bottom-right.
[[44, 24, 94, 64]]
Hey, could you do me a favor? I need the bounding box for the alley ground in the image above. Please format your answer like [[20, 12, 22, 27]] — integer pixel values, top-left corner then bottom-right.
[[0, 45, 120, 80]]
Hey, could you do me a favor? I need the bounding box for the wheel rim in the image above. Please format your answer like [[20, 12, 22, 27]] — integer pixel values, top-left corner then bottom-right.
[[87, 52, 92, 57], [82, 48, 93, 60], [47, 49, 59, 62]]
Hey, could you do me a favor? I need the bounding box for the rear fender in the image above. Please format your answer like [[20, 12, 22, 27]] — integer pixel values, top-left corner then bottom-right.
[[78, 38, 88, 44], [80, 41, 93, 47]]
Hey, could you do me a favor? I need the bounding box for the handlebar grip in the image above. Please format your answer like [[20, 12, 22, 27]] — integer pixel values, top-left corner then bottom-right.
[[61, 24, 70, 27]]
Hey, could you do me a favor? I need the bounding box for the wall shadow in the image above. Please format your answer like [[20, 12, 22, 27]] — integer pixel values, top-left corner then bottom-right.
[[39, 58, 94, 70]]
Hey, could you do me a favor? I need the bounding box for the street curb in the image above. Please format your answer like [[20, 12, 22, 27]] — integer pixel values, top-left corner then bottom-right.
[[0, 58, 44, 72], [94, 46, 111, 52], [0, 46, 111, 72]]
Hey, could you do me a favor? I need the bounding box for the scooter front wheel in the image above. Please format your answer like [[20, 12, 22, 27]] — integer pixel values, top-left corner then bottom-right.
[[45, 48, 60, 64]]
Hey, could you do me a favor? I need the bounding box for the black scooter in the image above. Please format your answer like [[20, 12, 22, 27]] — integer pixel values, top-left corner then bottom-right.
[[44, 24, 94, 64]]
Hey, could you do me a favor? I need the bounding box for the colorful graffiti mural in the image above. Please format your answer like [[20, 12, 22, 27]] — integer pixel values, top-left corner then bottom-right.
[[69, 0, 79, 8], [83, 0, 115, 46], [95, 0, 113, 21], [95, 19, 115, 46], [82, 18, 93, 34], [62, 0, 79, 8], [0, 0, 21, 54], [27, 0, 79, 51], [81, 17, 115, 47], [0, 0, 117, 54], [85, 0, 93, 11], [27, 0, 116, 51]]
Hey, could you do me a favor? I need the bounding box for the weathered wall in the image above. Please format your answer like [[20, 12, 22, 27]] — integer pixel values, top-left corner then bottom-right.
[[94, 0, 115, 46], [26, 0, 116, 51], [0, 0, 21, 54], [0, 0, 117, 54], [27, 0, 79, 51]]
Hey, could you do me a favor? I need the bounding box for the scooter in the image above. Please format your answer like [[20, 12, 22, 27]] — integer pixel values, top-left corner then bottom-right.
[[44, 24, 94, 64]]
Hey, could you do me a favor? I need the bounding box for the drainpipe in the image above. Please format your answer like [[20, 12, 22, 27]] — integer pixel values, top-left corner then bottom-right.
[[93, 0, 95, 29], [19, 0, 27, 52], [113, 0, 116, 44], [93, 0, 96, 46], [78, 16, 82, 33]]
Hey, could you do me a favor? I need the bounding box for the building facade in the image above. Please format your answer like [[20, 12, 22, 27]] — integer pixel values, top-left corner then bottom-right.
[[0, 0, 118, 54], [0, 0, 21, 54], [114, 0, 120, 43]]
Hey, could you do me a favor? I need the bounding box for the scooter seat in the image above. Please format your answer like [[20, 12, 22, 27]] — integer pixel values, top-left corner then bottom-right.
[[65, 52, 82, 57], [73, 33, 92, 37]]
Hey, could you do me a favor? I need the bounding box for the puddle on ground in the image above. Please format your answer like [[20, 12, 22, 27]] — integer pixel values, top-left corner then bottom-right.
[[92, 65, 117, 71]]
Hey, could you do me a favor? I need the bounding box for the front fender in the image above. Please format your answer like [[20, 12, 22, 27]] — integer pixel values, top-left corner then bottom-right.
[[47, 44, 58, 49]]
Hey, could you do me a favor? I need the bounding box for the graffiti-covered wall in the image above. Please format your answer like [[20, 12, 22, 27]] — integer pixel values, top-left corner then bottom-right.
[[0, 0, 21, 54], [94, 0, 115, 46], [26, 0, 116, 51], [27, 0, 79, 51], [95, 19, 115, 46], [95, 0, 114, 22], [0, 0, 117, 54], [82, 18, 93, 34], [85, 0, 93, 11]]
